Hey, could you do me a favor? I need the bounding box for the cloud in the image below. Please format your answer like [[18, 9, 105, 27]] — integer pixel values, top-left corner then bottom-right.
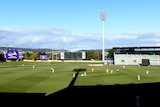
[[0, 28, 102, 50], [107, 34, 137, 41], [60, 36, 76, 43], [104, 32, 160, 48], [0, 27, 160, 50]]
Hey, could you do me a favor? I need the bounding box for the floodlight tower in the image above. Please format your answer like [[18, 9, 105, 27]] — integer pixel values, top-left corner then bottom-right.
[[100, 10, 106, 62]]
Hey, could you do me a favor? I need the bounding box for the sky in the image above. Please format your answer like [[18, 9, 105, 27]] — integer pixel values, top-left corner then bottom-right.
[[0, 0, 160, 51]]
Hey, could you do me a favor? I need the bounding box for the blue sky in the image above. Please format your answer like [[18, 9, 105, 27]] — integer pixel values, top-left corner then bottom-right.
[[0, 0, 160, 51]]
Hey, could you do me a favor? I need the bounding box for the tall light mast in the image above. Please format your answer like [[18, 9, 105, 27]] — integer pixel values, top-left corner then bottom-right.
[[100, 10, 106, 62]]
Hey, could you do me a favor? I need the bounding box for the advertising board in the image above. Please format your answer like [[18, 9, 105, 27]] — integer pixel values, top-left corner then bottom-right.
[[3, 49, 21, 60], [40, 55, 48, 60]]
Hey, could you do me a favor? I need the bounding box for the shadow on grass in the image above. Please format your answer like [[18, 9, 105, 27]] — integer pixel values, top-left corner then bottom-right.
[[0, 68, 160, 107]]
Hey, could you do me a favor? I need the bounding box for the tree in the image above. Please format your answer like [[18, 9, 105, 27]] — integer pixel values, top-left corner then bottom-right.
[[93, 50, 101, 60], [0, 52, 5, 61], [24, 52, 31, 60], [86, 51, 94, 60], [30, 53, 39, 60], [107, 48, 114, 58]]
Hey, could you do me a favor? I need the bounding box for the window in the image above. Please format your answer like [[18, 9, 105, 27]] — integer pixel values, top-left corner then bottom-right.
[[121, 60, 125, 62]]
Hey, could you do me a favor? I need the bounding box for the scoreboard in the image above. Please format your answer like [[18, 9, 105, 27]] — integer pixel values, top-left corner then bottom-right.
[[61, 51, 86, 60]]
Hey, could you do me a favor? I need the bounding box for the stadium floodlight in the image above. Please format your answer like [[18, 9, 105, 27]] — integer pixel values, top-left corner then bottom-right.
[[100, 10, 106, 62], [52, 49, 54, 60]]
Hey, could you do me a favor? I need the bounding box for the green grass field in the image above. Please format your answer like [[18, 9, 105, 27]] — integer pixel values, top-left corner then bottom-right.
[[0, 61, 160, 96]]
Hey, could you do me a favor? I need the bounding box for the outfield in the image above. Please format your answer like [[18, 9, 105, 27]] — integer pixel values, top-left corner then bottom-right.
[[0, 61, 160, 96]]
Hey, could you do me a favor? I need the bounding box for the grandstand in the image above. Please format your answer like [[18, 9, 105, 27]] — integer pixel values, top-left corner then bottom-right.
[[113, 46, 160, 65]]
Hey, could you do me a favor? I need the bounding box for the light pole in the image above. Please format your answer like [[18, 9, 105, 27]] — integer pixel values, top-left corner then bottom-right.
[[100, 10, 106, 62], [52, 49, 53, 60]]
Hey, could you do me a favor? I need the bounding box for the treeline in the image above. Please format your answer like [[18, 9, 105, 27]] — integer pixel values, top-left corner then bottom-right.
[[21, 50, 103, 60], [0, 47, 114, 61]]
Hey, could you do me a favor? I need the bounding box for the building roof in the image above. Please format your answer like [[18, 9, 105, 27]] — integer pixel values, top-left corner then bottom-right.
[[113, 46, 160, 49]]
